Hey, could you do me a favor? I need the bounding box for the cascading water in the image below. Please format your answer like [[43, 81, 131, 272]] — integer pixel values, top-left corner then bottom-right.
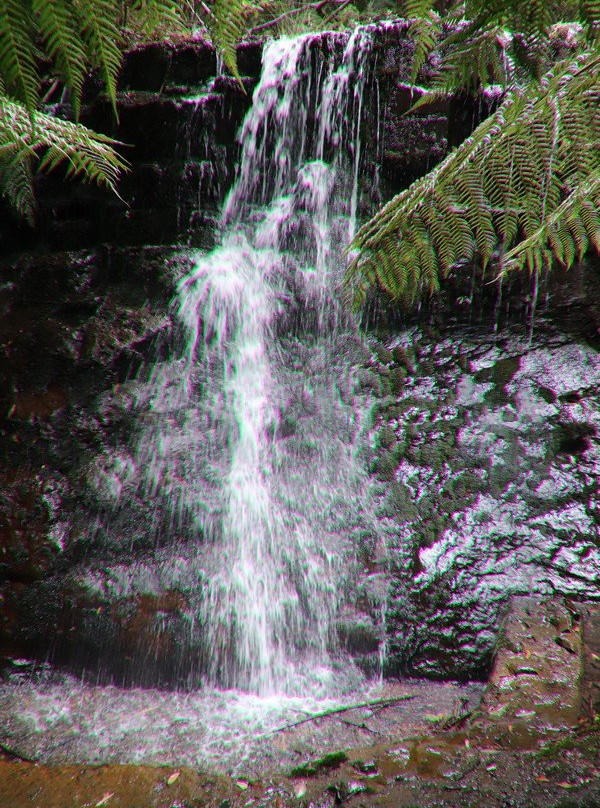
[[135, 29, 382, 695]]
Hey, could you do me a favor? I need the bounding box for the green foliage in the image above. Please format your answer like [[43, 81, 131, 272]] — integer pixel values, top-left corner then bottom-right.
[[405, 1, 441, 83], [346, 1, 600, 307], [0, 151, 35, 225], [0, 0, 133, 223], [126, 0, 182, 35], [346, 51, 600, 306], [31, 0, 87, 119], [289, 750, 349, 777], [0, 94, 127, 223], [75, 0, 122, 116], [0, 0, 40, 117], [206, 0, 250, 84]]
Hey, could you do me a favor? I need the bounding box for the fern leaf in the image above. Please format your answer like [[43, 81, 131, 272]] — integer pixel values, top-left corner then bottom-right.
[[207, 0, 249, 86], [31, 0, 87, 119], [0, 0, 39, 116], [73, 0, 122, 115], [581, 0, 600, 39], [404, 1, 440, 83], [0, 147, 35, 224], [501, 171, 600, 272], [346, 51, 600, 307], [127, 0, 182, 36], [0, 93, 128, 193]]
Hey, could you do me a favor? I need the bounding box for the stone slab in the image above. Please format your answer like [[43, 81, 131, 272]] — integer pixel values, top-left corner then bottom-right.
[[481, 596, 582, 733]]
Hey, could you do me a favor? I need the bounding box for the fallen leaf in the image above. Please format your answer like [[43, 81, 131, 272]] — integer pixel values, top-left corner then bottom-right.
[[557, 781, 575, 789], [535, 775, 549, 783], [95, 794, 114, 807], [236, 780, 249, 790], [294, 781, 307, 798], [166, 771, 180, 786]]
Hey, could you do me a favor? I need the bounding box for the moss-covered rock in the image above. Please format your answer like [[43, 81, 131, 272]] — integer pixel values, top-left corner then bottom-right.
[[289, 750, 349, 778]]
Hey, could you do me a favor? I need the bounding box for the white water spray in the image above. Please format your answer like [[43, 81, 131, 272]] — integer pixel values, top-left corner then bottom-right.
[[139, 29, 380, 694]]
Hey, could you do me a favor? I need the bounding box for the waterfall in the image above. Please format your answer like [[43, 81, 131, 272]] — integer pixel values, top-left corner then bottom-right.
[[137, 28, 380, 695]]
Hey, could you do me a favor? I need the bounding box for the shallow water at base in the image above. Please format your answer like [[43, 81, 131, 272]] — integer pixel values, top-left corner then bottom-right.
[[0, 674, 484, 776]]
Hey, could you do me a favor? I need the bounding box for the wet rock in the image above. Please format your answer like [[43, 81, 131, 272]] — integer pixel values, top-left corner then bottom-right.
[[337, 614, 381, 655], [581, 604, 600, 716], [237, 40, 264, 78], [119, 41, 217, 92], [480, 597, 582, 738], [0, 246, 186, 670], [369, 277, 600, 680]]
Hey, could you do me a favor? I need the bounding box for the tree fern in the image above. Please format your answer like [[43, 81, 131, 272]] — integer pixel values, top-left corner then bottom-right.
[[402, 0, 440, 83], [0, 0, 137, 221], [345, 51, 600, 307], [0, 94, 128, 192], [0, 149, 35, 224], [126, 0, 183, 36]]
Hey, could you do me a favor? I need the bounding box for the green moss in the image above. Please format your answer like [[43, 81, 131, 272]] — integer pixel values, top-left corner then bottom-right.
[[419, 444, 446, 470], [537, 723, 600, 759], [388, 481, 417, 520], [488, 462, 516, 496], [378, 425, 397, 449], [392, 345, 407, 365], [418, 514, 445, 548], [389, 367, 407, 395], [404, 443, 421, 464], [374, 345, 393, 364], [289, 750, 349, 778], [371, 448, 401, 480]]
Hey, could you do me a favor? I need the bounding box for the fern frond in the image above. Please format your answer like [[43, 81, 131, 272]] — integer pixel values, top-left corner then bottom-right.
[[403, 0, 440, 83], [127, 0, 183, 36], [580, 0, 600, 39], [0, 93, 128, 193], [73, 0, 122, 115], [345, 51, 600, 307], [206, 0, 249, 86], [31, 0, 87, 119], [0, 147, 35, 224], [0, 0, 39, 116], [502, 170, 600, 273], [409, 9, 441, 84]]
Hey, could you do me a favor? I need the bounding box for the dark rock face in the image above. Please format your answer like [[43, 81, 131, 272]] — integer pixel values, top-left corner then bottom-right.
[[0, 40, 249, 257], [0, 246, 189, 682], [360, 261, 600, 680]]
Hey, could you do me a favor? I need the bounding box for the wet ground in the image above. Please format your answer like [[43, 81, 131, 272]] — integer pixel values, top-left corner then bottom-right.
[[1, 718, 599, 808], [0, 676, 482, 776], [1, 598, 598, 807]]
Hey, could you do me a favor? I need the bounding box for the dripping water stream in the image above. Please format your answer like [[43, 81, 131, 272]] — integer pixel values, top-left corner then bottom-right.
[[137, 29, 383, 696]]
